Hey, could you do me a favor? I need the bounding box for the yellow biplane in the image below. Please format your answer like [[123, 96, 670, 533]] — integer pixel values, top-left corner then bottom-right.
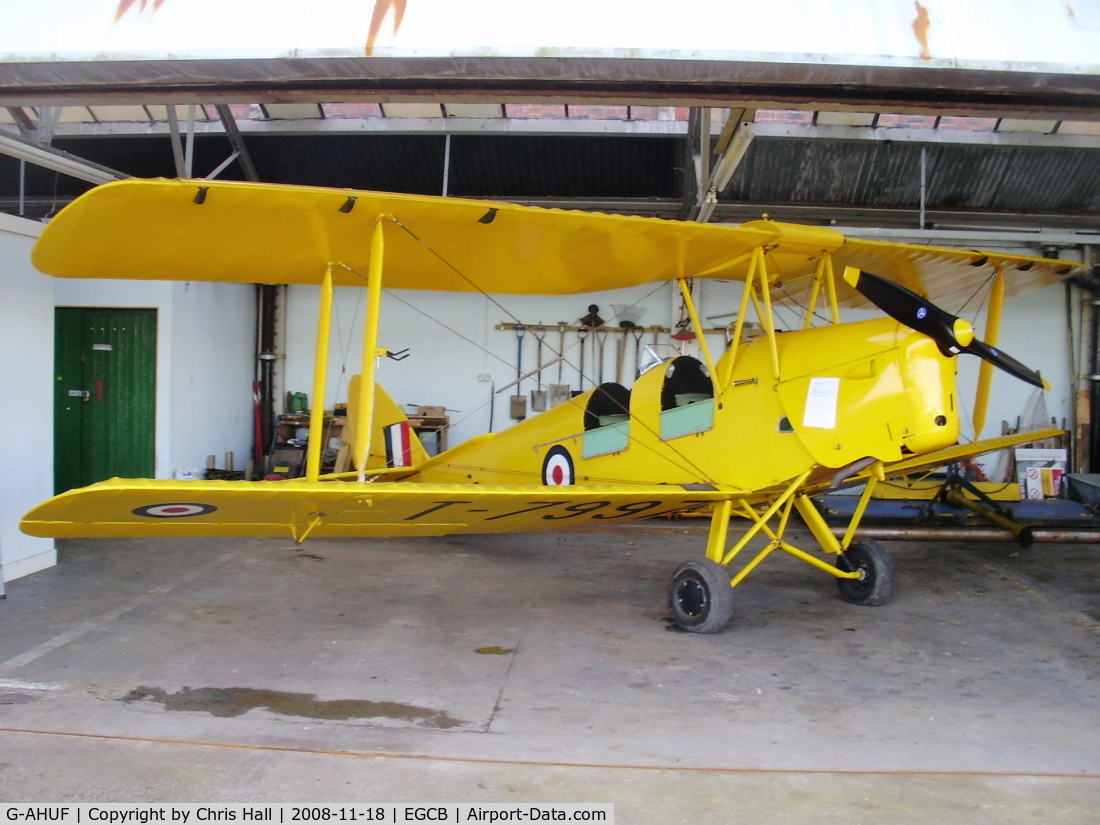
[[22, 178, 1078, 633]]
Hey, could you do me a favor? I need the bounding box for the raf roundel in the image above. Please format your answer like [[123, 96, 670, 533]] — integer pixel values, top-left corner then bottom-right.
[[541, 446, 575, 486], [133, 503, 218, 519]]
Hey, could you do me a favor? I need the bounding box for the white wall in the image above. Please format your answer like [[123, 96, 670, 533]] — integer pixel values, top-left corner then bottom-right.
[[0, 225, 255, 583], [284, 281, 691, 447], [166, 280, 256, 474], [0, 214, 55, 582], [54, 278, 256, 478], [956, 281, 1075, 441]]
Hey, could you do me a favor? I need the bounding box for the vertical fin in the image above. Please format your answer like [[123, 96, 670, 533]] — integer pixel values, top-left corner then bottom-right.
[[346, 377, 429, 471]]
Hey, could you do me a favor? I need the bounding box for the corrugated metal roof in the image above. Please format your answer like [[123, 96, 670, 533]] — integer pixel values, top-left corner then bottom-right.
[[448, 135, 680, 199], [1, 126, 1096, 228], [726, 139, 1100, 215]]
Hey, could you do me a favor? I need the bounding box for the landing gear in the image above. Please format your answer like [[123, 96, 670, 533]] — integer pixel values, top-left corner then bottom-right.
[[668, 558, 735, 633], [670, 482, 896, 634], [835, 539, 895, 606]]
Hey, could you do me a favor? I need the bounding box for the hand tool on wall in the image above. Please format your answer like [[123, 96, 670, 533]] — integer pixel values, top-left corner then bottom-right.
[[531, 328, 548, 412], [577, 326, 588, 391], [510, 327, 528, 422], [632, 327, 645, 379], [580, 304, 604, 328], [614, 324, 628, 385], [596, 327, 609, 384], [548, 322, 570, 406], [510, 325, 527, 420], [579, 304, 604, 390]]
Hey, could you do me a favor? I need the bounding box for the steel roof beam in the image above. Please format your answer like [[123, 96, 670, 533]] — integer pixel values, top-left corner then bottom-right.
[[2, 57, 1098, 121], [0, 132, 127, 184], [40, 115, 1100, 151], [216, 104, 259, 182], [45, 115, 692, 139], [753, 122, 1100, 149], [4, 107, 36, 138], [697, 111, 755, 224]]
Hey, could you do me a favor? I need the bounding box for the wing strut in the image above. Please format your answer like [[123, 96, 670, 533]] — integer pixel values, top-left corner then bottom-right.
[[677, 278, 717, 384], [972, 268, 1005, 438], [802, 254, 841, 329], [718, 245, 769, 389], [305, 265, 335, 482], [356, 219, 387, 482]]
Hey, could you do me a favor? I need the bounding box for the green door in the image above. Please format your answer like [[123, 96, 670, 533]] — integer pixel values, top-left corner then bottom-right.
[[54, 308, 157, 494]]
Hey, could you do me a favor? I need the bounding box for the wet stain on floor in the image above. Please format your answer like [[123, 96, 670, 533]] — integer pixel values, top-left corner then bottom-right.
[[0, 691, 40, 706], [122, 686, 465, 728]]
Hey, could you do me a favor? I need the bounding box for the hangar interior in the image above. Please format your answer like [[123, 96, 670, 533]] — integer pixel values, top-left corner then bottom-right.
[[5, 102, 1099, 444], [1, 3, 1099, 816], [4, 96, 1099, 568]]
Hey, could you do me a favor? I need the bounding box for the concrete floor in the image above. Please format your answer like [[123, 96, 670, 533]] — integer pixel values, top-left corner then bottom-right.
[[0, 524, 1097, 822]]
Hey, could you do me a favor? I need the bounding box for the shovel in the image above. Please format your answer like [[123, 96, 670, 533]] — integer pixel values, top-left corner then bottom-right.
[[510, 326, 527, 420], [614, 325, 629, 384], [577, 326, 589, 391], [549, 383, 571, 406], [530, 328, 548, 412], [548, 322, 570, 406]]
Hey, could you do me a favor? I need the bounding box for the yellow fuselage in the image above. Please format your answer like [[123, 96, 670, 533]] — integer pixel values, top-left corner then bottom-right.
[[411, 318, 959, 492]]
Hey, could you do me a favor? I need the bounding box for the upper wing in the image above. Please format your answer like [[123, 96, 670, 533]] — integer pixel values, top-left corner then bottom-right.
[[770, 236, 1081, 313], [33, 179, 1081, 300], [20, 477, 729, 540], [32, 178, 774, 294]]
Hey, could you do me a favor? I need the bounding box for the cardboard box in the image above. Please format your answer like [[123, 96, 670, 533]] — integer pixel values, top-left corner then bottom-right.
[[1014, 448, 1066, 500], [416, 406, 446, 418]]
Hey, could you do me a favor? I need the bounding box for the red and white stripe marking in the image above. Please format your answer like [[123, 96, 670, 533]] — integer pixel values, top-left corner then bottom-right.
[[384, 421, 414, 467]]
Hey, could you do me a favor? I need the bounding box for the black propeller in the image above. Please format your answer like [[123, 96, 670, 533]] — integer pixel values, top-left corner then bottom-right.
[[957, 338, 1049, 390], [843, 268, 1047, 390]]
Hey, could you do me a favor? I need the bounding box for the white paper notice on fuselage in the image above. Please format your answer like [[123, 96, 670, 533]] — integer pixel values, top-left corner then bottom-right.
[[803, 377, 840, 429]]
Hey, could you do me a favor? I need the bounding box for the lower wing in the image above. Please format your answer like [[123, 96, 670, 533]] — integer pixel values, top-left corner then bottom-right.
[[793, 428, 1065, 497], [21, 478, 730, 540], [875, 428, 1064, 482]]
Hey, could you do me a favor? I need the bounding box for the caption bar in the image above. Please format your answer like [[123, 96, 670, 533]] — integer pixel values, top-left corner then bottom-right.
[[3, 806, 613, 825]]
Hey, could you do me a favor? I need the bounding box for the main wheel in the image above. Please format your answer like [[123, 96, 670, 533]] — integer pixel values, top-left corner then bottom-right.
[[835, 539, 895, 606], [668, 558, 735, 633]]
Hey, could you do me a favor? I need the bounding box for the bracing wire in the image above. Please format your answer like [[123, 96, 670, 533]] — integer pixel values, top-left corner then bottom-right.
[[331, 225, 721, 485], [331, 284, 365, 412], [388, 217, 526, 326]]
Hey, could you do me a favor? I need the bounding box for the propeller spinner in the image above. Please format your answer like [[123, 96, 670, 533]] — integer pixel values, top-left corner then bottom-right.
[[842, 267, 1048, 390]]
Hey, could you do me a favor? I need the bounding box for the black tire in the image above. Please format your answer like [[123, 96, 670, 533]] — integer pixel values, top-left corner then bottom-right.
[[668, 558, 735, 633], [835, 539, 895, 606]]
